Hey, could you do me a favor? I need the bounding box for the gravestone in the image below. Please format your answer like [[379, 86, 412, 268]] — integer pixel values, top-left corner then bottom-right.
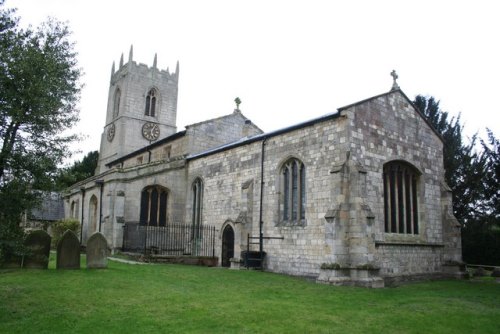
[[56, 230, 80, 269], [86, 232, 108, 269], [473, 267, 487, 277], [1, 254, 21, 269], [23, 230, 51, 269]]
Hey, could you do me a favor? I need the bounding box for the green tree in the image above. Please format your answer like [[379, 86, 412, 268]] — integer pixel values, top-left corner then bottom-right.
[[0, 1, 81, 263], [55, 150, 98, 190], [461, 129, 500, 265], [413, 95, 487, 224], [414, 95, 499, 265], [480, 129, 500, 219]]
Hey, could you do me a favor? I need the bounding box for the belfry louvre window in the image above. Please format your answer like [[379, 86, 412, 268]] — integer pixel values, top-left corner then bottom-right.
[[140, 186, 168, 226], [145, 89, 157, 116], [282, 158, 306, 221], [383, 161, 419, 234], [113, 88, 121, 117]]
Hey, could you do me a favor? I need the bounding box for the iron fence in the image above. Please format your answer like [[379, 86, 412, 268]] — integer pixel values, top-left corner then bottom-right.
[[122, 222, 216, 257]]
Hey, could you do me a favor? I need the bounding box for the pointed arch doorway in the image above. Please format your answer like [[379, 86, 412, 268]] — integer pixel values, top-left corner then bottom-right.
[[221, 225, 234, 267]]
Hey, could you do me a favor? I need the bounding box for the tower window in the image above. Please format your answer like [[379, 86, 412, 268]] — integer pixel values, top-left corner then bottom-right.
[[113, 88, 121, 118], [163, 146, 171, 159], [281, 158, 305, 222], [383, 161, 419, 234], [145, 89, 157, 117]]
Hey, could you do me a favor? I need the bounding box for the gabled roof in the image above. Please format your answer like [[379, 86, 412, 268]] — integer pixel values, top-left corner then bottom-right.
[[338, 88, 443, 142], [187, 110, 341, 161], [188, 88, 443, 161], [106, 109, 263, 168], [186, 109, 263, 134], [107, 88, 443, 165]]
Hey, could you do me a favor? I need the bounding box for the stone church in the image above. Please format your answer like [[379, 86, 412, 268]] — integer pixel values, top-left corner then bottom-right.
[[65, 48, 462, 287]]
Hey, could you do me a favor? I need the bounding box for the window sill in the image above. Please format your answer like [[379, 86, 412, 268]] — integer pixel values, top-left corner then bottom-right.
[[277, 219, 307, 227], [375, 241, 444, 248]]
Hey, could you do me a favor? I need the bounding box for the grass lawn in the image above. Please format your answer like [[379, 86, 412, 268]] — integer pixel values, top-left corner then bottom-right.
[[1, 255, 499, 334]]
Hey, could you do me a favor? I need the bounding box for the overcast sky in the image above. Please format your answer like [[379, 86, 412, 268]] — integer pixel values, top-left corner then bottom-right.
[[7, 0, 500, 163]]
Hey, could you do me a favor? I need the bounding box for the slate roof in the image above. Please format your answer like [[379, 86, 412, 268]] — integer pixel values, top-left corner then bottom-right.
[[29, 192, 65, 222]]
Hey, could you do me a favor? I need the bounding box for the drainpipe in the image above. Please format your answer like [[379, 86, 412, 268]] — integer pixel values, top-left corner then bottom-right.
[[259, 137, 268, 256], [95, 180, 104, 232], [80, 187, 86, 244]]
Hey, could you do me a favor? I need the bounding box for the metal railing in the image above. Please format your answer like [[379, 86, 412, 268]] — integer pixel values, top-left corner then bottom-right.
[[122, 222, 216, 257]]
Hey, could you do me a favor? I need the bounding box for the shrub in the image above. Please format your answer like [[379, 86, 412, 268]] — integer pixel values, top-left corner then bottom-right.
[[51, 219, 80, 247], [0, 219, 28, 267]]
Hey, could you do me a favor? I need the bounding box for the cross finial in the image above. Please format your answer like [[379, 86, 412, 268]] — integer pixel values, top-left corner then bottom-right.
[[234, 97, 241, 111], [390, 70, 400, 90]]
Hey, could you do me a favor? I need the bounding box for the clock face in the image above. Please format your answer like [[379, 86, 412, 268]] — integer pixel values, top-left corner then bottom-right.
[[107, 123, 115, 142], [142, 122, 160, 141]]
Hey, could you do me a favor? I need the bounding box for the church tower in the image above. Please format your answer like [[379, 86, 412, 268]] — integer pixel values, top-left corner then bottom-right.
[[96, 46, 179, 173]]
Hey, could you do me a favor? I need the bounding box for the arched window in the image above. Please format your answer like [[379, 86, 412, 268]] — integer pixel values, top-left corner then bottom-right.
[[88, 195, 98, 235], [383, 161, 419, 234], [140, 186, 168, 226], [145, 88, 157, 117], [281, 158, 306, 222], [192, 178, 203, 229], [113, 88, 121, 117], [70, 200, 79, 219]]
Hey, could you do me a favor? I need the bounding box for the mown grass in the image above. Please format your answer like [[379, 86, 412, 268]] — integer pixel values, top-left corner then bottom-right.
[[1, 255, 499, 334]]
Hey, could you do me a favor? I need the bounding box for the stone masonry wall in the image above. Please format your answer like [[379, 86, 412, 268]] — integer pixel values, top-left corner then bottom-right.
[[346, 91, 447, 275], [187, 115, 349, 276], [98, 59, 179, 173]]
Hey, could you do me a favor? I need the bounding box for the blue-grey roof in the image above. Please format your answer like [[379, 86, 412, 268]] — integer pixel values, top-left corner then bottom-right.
[[29, 192, 65, 222]]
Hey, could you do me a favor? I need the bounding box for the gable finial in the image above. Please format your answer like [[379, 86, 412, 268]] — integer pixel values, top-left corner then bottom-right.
[[390, 70, 400, 90], [234, 97, 241, 111]]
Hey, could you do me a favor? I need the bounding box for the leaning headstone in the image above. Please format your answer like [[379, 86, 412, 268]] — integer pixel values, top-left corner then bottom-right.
[[86, 232, 108, 269], [23, 230, 51, 269], [56, 230, 80, 269]]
